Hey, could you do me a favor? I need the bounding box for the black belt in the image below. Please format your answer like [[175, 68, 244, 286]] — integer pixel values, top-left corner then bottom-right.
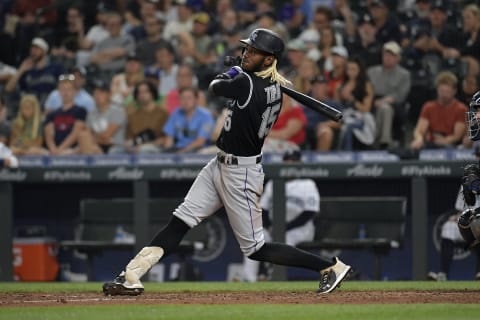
[[217, 154, 262, 165]]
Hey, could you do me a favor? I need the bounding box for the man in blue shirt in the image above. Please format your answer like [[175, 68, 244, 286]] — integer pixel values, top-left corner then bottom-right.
[[162, 87, 214, 153]]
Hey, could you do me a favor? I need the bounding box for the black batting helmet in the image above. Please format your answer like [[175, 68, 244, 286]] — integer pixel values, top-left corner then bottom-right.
[[240, 28, 284, 59], [467, 90, 480, 141]]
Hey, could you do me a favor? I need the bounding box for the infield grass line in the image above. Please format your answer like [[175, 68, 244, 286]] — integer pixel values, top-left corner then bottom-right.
[[1, 304, 480, 320], [0, 281, 479, 293]]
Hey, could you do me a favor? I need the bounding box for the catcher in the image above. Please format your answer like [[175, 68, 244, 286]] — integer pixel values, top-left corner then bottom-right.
[[459, 90, 480, 248]]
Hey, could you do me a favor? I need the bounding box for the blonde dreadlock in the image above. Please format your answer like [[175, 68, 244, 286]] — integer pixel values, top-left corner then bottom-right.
[[255, 59, 291, 86]]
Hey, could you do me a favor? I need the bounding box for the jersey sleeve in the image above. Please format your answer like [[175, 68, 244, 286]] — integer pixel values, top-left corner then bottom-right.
[[210, 73, 250, 103]]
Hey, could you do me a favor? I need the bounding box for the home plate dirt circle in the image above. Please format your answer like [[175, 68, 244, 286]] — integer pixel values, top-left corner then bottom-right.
[[1, 290, 479, 306]]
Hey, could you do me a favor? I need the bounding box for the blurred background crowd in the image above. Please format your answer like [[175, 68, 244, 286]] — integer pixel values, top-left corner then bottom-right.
[[0, 0, 479, 157]]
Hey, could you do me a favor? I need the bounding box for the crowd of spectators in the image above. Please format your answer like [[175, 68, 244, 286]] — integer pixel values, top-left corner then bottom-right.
[[0, 0, 479, 158]]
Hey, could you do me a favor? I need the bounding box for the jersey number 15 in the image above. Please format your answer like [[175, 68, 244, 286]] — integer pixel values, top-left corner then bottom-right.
[[258, 103, 281, 139]]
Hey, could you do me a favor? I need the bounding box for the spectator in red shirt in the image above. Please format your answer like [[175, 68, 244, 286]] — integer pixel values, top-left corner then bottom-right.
[[263, 93, 307, 152], [410, 71, 467, 150]]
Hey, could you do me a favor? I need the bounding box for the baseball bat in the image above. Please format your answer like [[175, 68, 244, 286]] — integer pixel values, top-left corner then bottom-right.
[[280, 85, 342, 122], [223, 56, 343, 122]]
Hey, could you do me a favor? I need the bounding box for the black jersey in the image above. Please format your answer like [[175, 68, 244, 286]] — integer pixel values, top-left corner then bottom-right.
[[211, 71, 283, 156]]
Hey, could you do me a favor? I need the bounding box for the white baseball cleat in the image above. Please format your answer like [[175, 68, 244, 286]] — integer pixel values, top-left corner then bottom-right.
[[317, 257, 351, 294], [102, 271, 144, 296]]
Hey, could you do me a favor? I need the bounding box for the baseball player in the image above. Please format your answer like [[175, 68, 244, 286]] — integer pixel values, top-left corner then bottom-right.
[[102, 28, 351, 296], [427, 185, 480, 281], [456, 91, 480, 250], [241, 149, 320, 282]]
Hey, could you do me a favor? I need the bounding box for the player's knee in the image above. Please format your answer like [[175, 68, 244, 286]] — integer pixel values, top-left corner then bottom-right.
[[246, 243, 266, 260]]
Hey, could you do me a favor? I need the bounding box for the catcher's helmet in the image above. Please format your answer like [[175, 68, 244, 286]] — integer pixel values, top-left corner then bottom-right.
[[466, 90, 480, 141], [240, 28, 284, 59]]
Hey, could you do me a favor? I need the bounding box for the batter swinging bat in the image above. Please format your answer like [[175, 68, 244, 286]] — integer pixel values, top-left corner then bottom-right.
[[224, 56, 343, 122]]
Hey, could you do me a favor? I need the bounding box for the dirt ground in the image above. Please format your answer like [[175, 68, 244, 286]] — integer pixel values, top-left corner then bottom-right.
[[1, 290, 479, 307]]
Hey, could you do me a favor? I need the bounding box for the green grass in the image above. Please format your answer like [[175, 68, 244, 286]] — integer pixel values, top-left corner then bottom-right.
[[0, 281, 479, 292], [1, 282, 480, 320], [1, 304, 480, 320]]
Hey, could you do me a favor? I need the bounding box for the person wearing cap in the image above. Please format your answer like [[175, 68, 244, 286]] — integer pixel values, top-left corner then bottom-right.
[[77, 80, 127, 155], [44, 66, 95, 113], [43, 74, 87, 155], [368, 0, 403, 45], [410, 71, 467, 150], [5, 37, 65, 106], [345, 12, 382, 68], [280, 38, 307, 80], [367, 40, 411, 149], [239, 149, 321, 282], [324, 45, 348, 98], [408, 0, 460, 76], [89, 12, 135, 78]]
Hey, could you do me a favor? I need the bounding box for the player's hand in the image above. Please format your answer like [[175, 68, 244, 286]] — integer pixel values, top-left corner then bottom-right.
[[224, 66, 242, 79]]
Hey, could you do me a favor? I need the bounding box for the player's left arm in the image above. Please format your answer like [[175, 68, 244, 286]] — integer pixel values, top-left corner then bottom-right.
[[208, 68, 250, 103]]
